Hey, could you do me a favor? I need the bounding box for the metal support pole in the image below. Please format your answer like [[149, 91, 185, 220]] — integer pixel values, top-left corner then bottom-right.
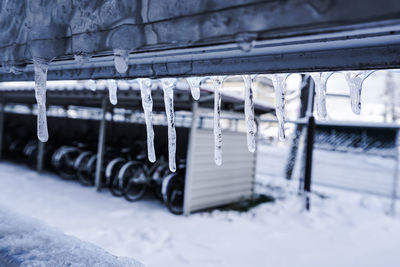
[[301, 75, 315, 211], [95, 97, 107, 191], [36, 141, 45, 172], [390, 129, 400, 215], [0, 97, 4, 160], [304, 115, 316, 211]]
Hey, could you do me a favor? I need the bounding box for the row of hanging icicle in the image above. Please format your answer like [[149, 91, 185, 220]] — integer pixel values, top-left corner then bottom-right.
[[32, 54, 374, 172]]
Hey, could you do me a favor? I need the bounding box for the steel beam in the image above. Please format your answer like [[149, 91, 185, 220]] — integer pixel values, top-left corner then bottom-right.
[[95, 97, 107, 191], [1, 0, 400, 81]]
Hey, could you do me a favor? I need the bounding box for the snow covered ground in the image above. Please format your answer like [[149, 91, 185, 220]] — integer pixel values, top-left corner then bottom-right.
[[0, 150, 400, 266], [0, 206, 142, 266]]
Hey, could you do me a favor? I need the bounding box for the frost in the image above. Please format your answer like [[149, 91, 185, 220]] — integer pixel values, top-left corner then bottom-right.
[[242, 75, 256, 152], [310, 72, 333, 120], [107, 79, 118, 105], [162, 79, 177, 172], [139, 78, 156, 163], [33, 57, 50, 142], [114, 49, 129, 74]]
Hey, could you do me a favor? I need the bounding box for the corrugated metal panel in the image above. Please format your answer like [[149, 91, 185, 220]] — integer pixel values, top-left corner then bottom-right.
[[185, 128, 255, 214]]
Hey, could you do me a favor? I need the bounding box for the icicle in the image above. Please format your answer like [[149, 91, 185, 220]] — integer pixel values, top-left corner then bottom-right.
[[162, 79, 177, 172], [33, 57, 50, 142], [213, 77, 224, 165], [270, 74, 289, 141], [107, 79, 118, 105], [113, 49, 129, 74], [87, 79, 97, 91], [344, 71, 374, 115], [242, 75, 256, 152], [185, 77, 201, 100], [310, 72, 333, 120], [139, 78, 156, 163]]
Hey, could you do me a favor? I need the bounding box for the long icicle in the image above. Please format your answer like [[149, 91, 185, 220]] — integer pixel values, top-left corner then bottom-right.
[[139, 78, 156, 163], [185, 77, 201, 100], [107, 79, 118, 105], [270, 74, 288, 141], [344, 71, 374, 115], [242, 75, 256, 152], [33, 57, 50, 142], [310, 72, 333, 120], [162, 79, 177, 172], [213, 77, 223, 165]]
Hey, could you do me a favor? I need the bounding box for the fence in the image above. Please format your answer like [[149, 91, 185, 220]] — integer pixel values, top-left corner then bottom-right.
[[256, 119, 400, 213]]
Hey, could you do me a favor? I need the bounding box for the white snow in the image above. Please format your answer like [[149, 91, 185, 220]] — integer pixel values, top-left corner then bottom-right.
[[0, 146, 400, 266], [0, 205, 143, 266]]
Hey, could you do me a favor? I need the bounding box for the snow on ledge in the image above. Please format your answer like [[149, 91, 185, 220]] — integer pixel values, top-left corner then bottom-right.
[[0, 206, 144, 267]]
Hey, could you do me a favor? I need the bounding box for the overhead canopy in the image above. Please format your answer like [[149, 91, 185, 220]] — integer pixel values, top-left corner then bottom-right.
[[0, 0, 399, 82], [0, 80, 273, 114]]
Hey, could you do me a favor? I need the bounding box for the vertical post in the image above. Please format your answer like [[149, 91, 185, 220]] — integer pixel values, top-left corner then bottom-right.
[[390, 129, 399, 215], [302, 75, 315, 211], [0, 97, 4, 160], [95, 97, 107, 191], [183, 101, 199, 216], [304, 116, 316, 211], [36, 141, 45, 172]]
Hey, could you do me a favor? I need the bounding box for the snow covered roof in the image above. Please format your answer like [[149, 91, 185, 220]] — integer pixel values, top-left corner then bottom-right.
[[0, 1, 399, 81]]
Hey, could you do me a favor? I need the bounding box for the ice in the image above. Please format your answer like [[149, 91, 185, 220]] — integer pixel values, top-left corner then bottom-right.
[[270, 74, 289, 141], [344, 71, 375, 115], [74, 54, 90, 65], [235, 32, 257, 52], [213, 76, 224, 165], [185, 77, 201, 100], [107, 79, 118, 105], [242, 75, 256, 152], [162, 78, 177, 172], [33, 57, 50, 143], [310, 72, 333, 120], [114, 49, 129, 74], [87, 79, 97, 91], [139, 78, 156, 163]]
